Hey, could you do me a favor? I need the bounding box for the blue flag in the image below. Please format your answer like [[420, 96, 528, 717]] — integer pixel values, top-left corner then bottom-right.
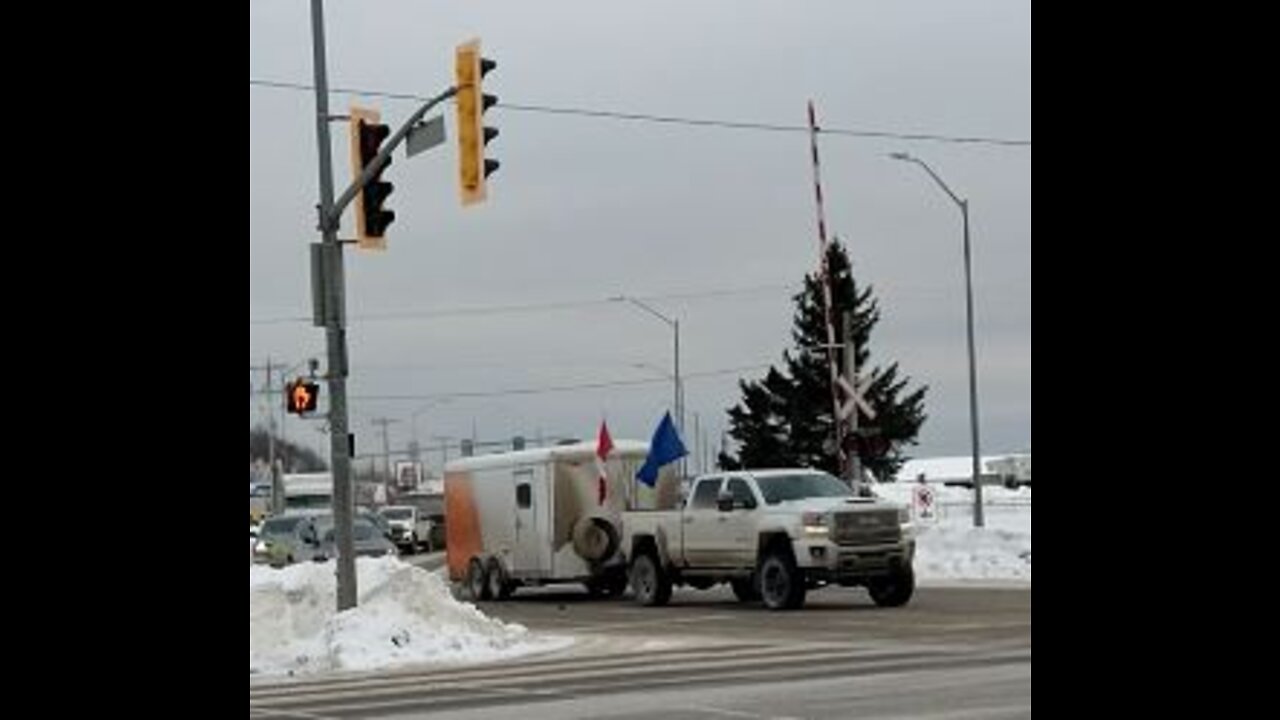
[[636, 412, 687, 487]]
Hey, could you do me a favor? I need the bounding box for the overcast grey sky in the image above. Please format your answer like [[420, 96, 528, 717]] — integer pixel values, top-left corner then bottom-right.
[[249, 0, 1031, 473]]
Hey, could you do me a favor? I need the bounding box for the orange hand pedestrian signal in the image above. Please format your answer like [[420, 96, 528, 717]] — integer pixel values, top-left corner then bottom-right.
[[286, 380, 320, 415]]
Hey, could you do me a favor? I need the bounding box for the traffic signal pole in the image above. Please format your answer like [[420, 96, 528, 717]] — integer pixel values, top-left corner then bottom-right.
[[309, 0, 461, 611], [309, 0, 360, 611]]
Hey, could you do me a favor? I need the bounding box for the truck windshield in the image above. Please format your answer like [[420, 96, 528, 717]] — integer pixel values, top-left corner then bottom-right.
[[382, 508, 412, 520], [755, 473, 852, 505]]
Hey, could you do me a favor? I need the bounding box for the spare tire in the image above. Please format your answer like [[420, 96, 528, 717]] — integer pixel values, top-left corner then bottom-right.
[[571, 516, 620, 562]]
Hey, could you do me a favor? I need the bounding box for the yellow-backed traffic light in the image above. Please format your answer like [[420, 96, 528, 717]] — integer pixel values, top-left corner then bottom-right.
[[455, 39, 499, 207], [286, 380, 320, 415], [349, 106, 395, 249]]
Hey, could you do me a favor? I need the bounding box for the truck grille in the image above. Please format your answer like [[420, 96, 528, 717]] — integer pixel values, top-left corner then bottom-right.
[[832, 510, 901, 546]]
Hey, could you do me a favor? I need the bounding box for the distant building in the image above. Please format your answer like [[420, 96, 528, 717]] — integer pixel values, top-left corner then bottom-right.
[[895, 453, 1031, 487]]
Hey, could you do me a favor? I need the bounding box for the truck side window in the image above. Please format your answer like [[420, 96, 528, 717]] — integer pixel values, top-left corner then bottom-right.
[[727, 478, 757, 510], [690, 479, 722, 510], [516, 483, 532, 509]]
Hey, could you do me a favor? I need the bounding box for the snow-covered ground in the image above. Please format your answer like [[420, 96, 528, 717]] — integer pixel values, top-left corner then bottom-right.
[[249, 557, 572, 677], [251, 485, 1029, 677], [874, 482, 1032, 584]]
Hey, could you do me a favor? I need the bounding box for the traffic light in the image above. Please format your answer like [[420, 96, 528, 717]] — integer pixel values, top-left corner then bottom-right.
[[349, 106, 395, 250], [455, 39, 499, 207], [285, 380, 320, 415]]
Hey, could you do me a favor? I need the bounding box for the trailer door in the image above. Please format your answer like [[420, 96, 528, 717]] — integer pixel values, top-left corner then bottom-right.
[[514, 467, 550, 575]]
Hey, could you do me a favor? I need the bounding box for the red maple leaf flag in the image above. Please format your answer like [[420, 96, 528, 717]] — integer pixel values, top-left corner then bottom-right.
[[596, 421, 614, 505]]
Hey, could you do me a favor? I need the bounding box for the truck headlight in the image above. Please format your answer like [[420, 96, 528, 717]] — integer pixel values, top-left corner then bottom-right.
[[802, 512, 829, 537], [898, 506, 910, 524]]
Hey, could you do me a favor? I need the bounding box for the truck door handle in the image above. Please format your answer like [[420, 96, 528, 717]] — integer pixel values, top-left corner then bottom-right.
[[717, 516, 727, 523], [684, 517, 694, 524]]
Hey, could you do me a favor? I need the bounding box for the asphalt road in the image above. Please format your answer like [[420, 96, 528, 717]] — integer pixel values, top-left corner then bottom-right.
[[250, 583, 1031, 719]]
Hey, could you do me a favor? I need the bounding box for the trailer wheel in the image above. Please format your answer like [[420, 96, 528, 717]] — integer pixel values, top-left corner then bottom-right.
[[630, 553, 671, 607], [485, 557, 512, 600], [466, 557, 492, 601]]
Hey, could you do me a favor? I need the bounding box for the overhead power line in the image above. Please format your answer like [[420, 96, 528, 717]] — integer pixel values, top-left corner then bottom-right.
[[348, 364, 772, 403], [249, 79, 1031, 148], [249, 283, 798, 327]]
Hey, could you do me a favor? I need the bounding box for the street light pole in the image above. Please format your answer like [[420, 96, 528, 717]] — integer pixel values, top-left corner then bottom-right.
[[611, 296, 684, 474], [890, 152, 985, 528]]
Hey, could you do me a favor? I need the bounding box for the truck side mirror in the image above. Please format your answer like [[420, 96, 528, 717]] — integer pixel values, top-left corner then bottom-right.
[[717, 491, 734, 512]]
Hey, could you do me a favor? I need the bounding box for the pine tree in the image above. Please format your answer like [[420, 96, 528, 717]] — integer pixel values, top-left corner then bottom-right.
[[721, 240, 927, 481]]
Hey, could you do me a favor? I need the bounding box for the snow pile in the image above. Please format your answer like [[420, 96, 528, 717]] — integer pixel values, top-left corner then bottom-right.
[[913, 525, 1031, 583], [250, 557, 572, 676], [871, 482, 1031, 583]]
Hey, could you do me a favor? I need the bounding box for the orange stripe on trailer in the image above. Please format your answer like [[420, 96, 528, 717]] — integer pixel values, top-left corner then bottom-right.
[[444, 471, 483, 581]]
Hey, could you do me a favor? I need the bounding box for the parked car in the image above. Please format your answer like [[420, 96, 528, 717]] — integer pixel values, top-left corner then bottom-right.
[[358, 507, 395, 542], [313, 517, 398, 561], [252, 513, 325, 567]]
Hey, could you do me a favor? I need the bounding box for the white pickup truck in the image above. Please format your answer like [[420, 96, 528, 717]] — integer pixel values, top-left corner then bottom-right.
[[379, 505, 434, 553], [622, 470, 915, 610]]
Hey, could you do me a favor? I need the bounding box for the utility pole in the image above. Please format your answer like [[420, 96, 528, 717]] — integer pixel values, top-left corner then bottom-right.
[[693, 412, 702, 475], [842, 311, 862, 490], [371, 417, 400, 485], [265, 358, 276, 470]]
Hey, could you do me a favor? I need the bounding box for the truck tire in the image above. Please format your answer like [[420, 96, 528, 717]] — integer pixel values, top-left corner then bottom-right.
[[408, 534, 419, 555], [759, 552, 806, 610], [731, 577, 760, 602], [867, 565, 915, 608], [466, 557, 492, 601], [630, 553, 671, 607], [485, 557, 511, 600]]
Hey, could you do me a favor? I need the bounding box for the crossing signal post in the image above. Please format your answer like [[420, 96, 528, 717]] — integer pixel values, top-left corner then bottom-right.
[[349, 107, 395, 249], [455, 39, 499, 206]]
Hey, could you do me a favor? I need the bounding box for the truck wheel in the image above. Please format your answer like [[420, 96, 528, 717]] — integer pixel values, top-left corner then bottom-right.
[[759, 552, 806, 610], [409, 534, 419, 555], [630, 553, 671, 607], [868, 566, 915, 607], [466, 557, 492, 601], [731, 577, 760, 602], [486, 557, 511, 600]]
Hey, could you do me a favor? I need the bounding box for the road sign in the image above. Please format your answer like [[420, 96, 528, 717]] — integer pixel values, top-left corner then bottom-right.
[[406, 115, 446, 159], [913, 483, 937, 522], [836, 375, 877, 421]]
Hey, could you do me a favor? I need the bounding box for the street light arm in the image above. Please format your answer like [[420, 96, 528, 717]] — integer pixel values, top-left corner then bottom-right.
[[890, 153, 965, 209], [610, 295, 676, 328]]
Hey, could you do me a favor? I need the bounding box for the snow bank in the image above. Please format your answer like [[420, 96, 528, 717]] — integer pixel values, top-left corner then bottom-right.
[[871, 483, 1031, 583], [250, 557, 572, 677], [914, 525, 1032, 583]]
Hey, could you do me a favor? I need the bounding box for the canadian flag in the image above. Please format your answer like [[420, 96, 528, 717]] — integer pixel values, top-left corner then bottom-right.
[[596, 421, 614, 506]]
